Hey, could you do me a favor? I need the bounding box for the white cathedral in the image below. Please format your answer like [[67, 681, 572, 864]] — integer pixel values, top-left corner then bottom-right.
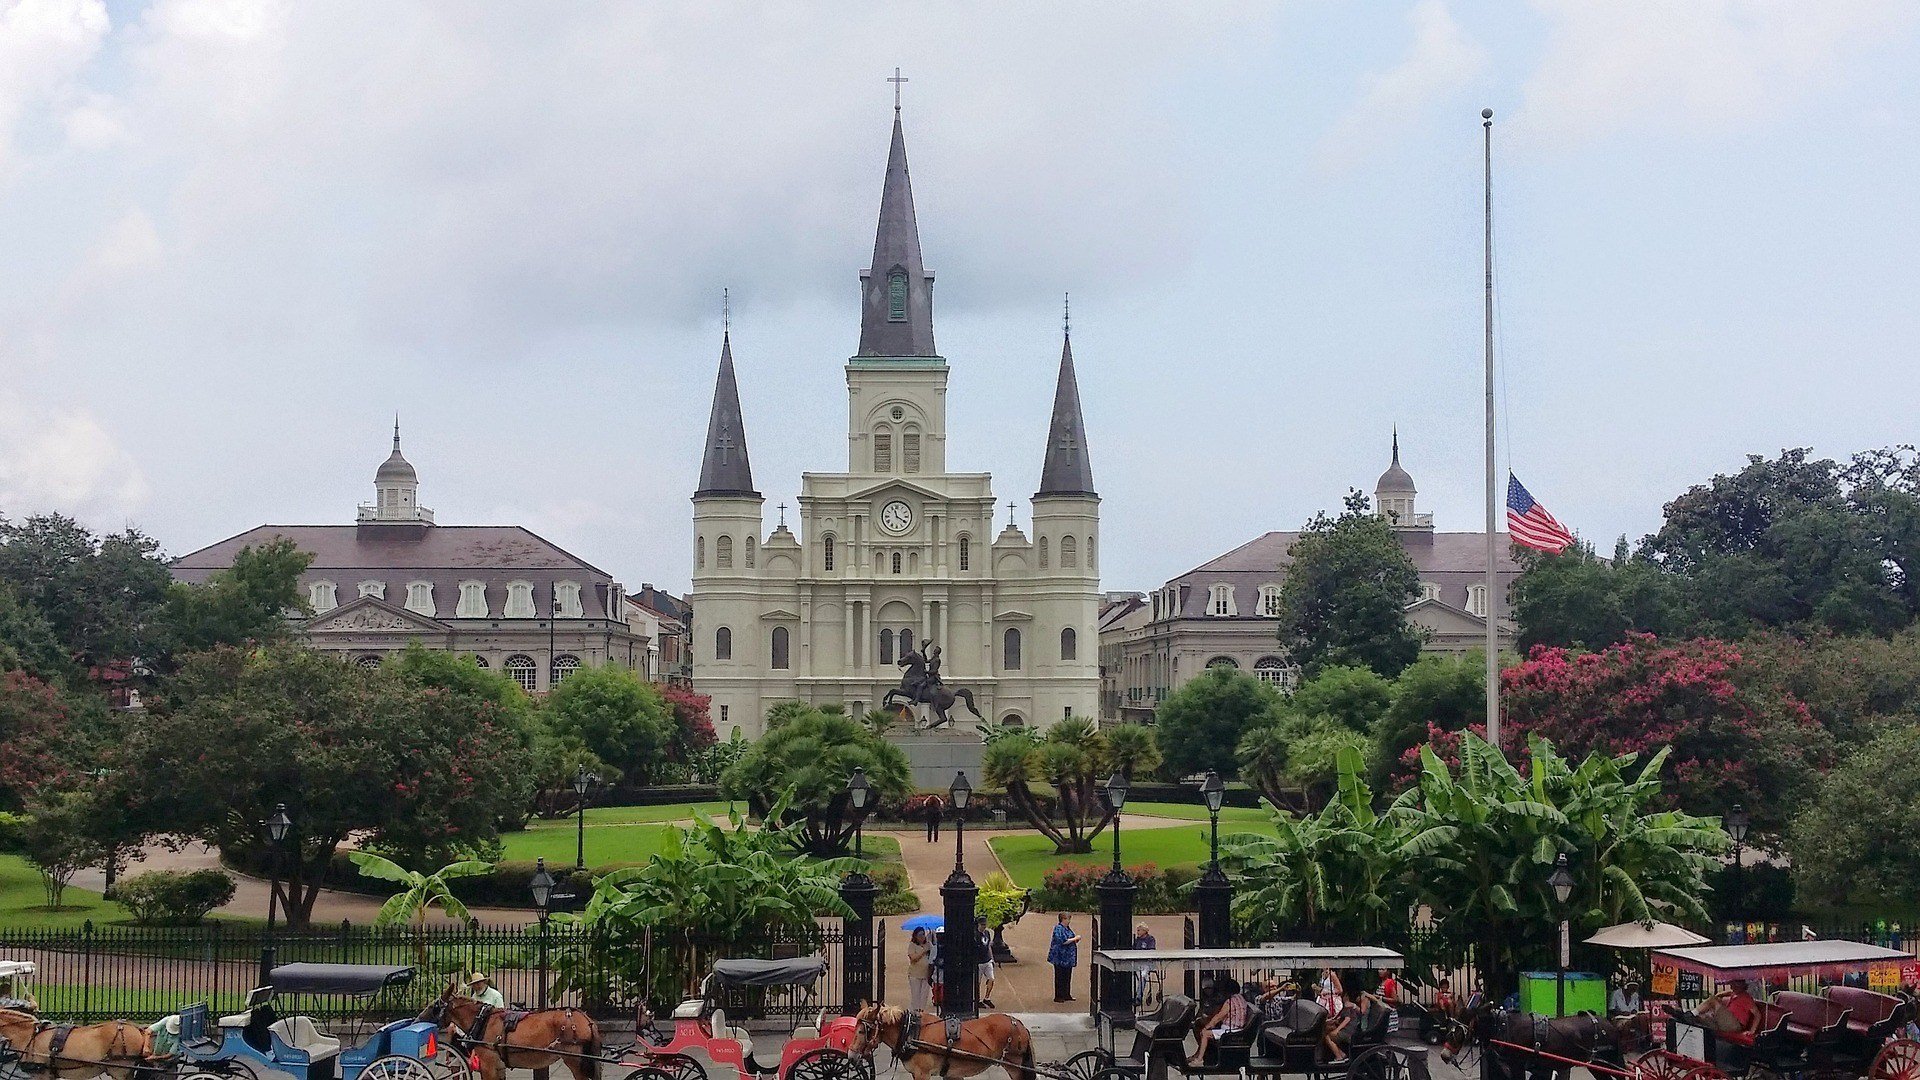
[[690, 105, 1102, 741]]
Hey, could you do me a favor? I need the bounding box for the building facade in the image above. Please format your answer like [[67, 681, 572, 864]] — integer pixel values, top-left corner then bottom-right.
[[172, 426, 646, 692], [689, 106, 1102, 740], [1105, 436, 1522, 722], [625, 584, 692, 684]]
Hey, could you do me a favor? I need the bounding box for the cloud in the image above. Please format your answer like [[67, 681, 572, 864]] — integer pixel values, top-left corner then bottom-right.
[[0, 0, 110, 170], [0, 393, 150, 524], [1316, 0, 1486, 170], [1517, 0, 1917, 142]]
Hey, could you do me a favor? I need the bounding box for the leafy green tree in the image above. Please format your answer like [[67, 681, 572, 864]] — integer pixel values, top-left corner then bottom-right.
[[1787, 727, 1920, 911], [348, 851, 493, 965], [1512, 541, 1680, 651], [130, 644, 534, 925], [1290, 665, 1393, 731], [0, 584, 78, 685], [718, 707, 910, 855], [1103, 723, 1161, 779], [1234, 665, 1385, 810], [1371, 654, 1483, 790], [18, 791, 109, 909], [1156, 665, 1281, 778], [983, 719, 1118, 854], [162, 537, 311, 659], [543, 665, 675, 784], [0, 514, 174, 679], [1273, 496, 1424, 678], [554, 802, 852, 1007], [1739, 628, 1920, 750]]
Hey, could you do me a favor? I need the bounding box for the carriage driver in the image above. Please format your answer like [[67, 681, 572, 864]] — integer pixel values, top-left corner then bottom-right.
[[145, 1015, 181, 1061], [464, 972, 506, 1008]]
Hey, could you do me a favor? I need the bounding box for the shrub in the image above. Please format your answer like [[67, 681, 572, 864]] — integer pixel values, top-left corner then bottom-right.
[[117, 869, 237, 925], [1033, 862, 1191, 914], [869, 863, 919, 916]]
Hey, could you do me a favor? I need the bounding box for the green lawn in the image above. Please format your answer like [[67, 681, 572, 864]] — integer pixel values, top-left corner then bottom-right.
[[0, 853, 134, 928], [988, 822, 1277, 889], [576, 801, 733, 824], [1126, 801, 1272, 823], [500, 819, 900, 866]]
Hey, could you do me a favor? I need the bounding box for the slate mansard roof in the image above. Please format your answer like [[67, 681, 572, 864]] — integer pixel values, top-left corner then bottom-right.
[[171, 525, 622, 620], [1162, 529, 1523, 621]]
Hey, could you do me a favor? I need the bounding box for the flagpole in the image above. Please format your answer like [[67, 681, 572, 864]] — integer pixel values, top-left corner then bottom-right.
[[1482, 107, 1501, 754]]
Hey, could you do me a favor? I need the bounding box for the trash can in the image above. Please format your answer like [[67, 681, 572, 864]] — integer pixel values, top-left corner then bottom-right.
[[1519, 971, 1606, 1017]]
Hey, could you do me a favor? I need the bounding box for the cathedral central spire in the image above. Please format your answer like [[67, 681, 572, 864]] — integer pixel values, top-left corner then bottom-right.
[[857, 106, 937, 358]]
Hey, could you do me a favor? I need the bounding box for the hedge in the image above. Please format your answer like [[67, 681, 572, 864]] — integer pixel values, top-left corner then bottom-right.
[[1032, 862, 1200, 913]]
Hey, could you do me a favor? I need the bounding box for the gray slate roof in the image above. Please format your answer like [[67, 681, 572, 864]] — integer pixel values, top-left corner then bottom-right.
[[856, 109, 937, 358], [171, 524, 619, 619], [694, 332, 759, 499], [1162, 529, 1522, 620], [1036, 332, 1096, 498]]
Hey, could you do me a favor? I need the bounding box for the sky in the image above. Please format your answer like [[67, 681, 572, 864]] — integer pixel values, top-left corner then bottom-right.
[[1, 1, 1916, 595]]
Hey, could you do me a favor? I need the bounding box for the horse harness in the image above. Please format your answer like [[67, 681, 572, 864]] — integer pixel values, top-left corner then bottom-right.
[[10, 1021, 139, 1074], [889, 1012, 986, 1078], [457, 1005, 581, 1062]]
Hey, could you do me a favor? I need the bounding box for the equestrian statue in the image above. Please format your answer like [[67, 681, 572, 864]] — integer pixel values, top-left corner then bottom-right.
[[882, 640, 983, 730]]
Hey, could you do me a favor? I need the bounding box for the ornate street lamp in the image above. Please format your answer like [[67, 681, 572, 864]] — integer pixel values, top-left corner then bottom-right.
[[531, 858, 555, 1008], [1548, 853, 1575, 1017], [573, 765, 599, 871], [260, 804, 293, 985], [839, 767, 879, 1013], [847, 767, 872, 862], [941, 772, 979, 1017], [1097, 771, 1137, 1015], [1726, 804, 1751, 935]]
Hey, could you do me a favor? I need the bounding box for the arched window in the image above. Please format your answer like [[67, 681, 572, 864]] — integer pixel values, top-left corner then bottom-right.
[[714, 626, 733, 661], [1060, 535, 1078, 568], [745, 536, 756, 570], [356, 655, 383, 669], [504, 655, 537, 692], [887, 269, 908, 322], [472, 655, 489, 668], [900, 628, 915, 655], [1088, 534, 1097, 569], [1003, 627, 1023, 671], [553, 581, 583, 617], [1060, 627, 1078, 661], [505, 581, 536, 618], [879, 628, 895, 666], [1467, 584, 1489, 618], [717, 535, 734, 569], [1259, 584, 1284, 617], [904, 426, 922, 473], [873, 430, 893, 472], [552, 654, 581, 685], [958, 535, 971, 572], [405, 581, 435, 616], [770, 627, 790, 670], [823, 534, 836, 572], [1038, 537, 1049, 568], [1207, 656, 1239, 669], [1207, 584, 1236, 616], [892, 551, 903, 574], [1255, 657, 1297, 690], [696, 536, 706, 570], [456, 581, 488, 618]]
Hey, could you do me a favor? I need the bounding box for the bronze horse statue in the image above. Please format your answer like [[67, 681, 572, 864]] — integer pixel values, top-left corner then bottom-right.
[[1444, 1005, 1633, 1080], [883, 643, 983, 730]]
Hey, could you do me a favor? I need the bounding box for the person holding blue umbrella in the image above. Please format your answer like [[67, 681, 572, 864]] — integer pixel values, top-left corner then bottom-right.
[[908, 926, 933, 1012]]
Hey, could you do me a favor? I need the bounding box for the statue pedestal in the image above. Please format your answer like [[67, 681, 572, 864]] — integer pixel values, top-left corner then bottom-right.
[[891, 726, 984, 790]]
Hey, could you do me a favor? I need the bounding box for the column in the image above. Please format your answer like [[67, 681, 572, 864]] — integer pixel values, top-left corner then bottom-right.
[[843, 603, 854, 676]]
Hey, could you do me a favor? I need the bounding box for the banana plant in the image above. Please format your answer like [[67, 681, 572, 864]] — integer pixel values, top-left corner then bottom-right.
[[347, 851, 494, 967]]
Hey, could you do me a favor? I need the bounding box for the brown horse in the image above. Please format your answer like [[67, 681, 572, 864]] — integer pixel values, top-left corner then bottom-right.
[[420, 982, 601, 1080], [0, 1010, 150, 1080], [850, 1003, 1034, 1080]]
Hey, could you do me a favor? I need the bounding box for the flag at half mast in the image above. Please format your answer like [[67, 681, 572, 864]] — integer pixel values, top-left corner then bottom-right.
[[1506, 474, 1575, 553]]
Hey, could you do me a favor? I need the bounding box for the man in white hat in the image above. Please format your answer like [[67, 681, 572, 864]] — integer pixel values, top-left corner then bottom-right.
[[463, 972, 505, 1008], [146, 1015, 181, 1061]]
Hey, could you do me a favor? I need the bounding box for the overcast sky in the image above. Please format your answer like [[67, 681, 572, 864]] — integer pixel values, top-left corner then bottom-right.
[[2, 1, 1916, 595]]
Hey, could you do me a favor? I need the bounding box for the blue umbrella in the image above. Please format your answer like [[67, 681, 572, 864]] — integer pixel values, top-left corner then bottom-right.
[[901, 914, 943, 932]]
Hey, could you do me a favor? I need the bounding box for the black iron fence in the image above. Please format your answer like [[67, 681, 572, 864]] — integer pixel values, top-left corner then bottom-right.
[[0, 920, 850, 1026]]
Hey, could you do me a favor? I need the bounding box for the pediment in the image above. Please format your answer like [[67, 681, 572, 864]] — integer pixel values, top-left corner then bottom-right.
[[1405, 598, 1484, 631], [760, 608, 801, 621], [306, 595, 447, 634], [846, 478, 948, 501], [992, 609, 1035, 622]]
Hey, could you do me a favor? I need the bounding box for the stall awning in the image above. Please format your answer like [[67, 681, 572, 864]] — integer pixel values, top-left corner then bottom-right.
[[1093, 946, 1404, 972], [1653, 941, 1910, 982]]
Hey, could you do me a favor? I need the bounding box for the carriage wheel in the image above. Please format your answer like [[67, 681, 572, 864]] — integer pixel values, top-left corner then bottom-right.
[[1061, 1050, 1116, 1080], [1871, 1040, 1920, 1080], [785, 1048, 871, 1080], [1635, 1051, 1708, 1080], [362, 1056, 440, 1080], [643, 1055, 709, 1080], [431, 1044, 478, 1080], [624, 1069, 676, 1080], [1348, 1045, 1416, 1080], [181, 1065, 260, 1080], [1679, 1067, 1727, 1080], [1092, 1067, 1141, 1080]]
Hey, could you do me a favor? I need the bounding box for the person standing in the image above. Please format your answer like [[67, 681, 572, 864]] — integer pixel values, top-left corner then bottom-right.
[[976, 915, 998, 1008], [1048, 913, 1082, 1003], [1132, 923, 1159, 1005], [924, 795, 944, 843], [907, 928, 933, 1013]]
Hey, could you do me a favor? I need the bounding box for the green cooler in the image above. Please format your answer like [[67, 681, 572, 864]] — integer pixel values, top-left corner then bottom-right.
[[1518, 971, 1606, 1016]]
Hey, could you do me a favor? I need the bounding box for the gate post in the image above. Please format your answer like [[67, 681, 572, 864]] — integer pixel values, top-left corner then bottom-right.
[[1096, 873, 1136, 1015], [839, 871, 879, 1013]]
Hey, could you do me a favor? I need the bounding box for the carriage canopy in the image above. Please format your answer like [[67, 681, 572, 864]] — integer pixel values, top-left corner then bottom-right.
[[268, 963, 418, 995], [1092, 945, 1405, 973], [708, 956, 829, 988]]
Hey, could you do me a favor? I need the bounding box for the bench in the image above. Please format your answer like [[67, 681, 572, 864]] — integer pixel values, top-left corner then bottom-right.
[[1247, 998, 1326, 1078], [1770, 991, 1850, 1047], [1114, 995, 1197, 1080], [1824, 985, 1910, 1042]]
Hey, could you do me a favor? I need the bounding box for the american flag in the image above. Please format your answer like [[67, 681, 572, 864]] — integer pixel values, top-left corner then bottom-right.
[[1506, 474, 1575, 553]]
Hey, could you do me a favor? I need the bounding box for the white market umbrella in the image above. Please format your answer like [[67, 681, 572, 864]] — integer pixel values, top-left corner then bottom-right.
[[1585, 921, 1711, 949]]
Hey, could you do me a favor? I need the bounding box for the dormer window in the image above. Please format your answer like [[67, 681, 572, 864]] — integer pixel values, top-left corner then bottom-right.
[[887, 269, 908, 322], [553, 580, 584, 618], [1420, 582, 1442, 604], [1259, 584, 1283, 617], [309, 581, 338, 612], [456, 581, 489, 618], [1467, 584, 1489, 618], [358, 580, 386, 600], [1207, 584, 1237, 617], [405, 581, 435, 617], [505, 580, 536, 618]]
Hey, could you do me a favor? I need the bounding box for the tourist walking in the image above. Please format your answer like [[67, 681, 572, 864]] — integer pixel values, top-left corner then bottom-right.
[[976, 915, 997, 1008], [907, 927, 933, 1013], [924, 795, 943, 842], [1048, 913, 1082, 1003]]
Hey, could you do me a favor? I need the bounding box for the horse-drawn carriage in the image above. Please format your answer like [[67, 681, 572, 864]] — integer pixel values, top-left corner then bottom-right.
[[1638, 941, 1918, 1080], [635, 957, 867, 1080]]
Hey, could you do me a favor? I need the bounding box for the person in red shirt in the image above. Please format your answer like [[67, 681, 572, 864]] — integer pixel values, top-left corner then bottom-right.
[[1379, 972, 1400, 1005], [1696, 979, 1762, 1044]]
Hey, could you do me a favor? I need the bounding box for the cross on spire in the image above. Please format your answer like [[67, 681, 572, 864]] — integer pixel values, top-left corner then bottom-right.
[[1007, 501, 1016, 528], [1056, 427, 1078, 454], [888, 68, 909, 111], [722, 287, 730, 334], [713, 423, 737, 463], [777, 502, 788, 527]]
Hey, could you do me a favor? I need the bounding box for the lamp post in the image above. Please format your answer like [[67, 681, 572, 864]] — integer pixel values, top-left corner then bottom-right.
[[1548, 853, 1575, 1018], [531, 858, 555, 1010], [260, 803, 292, 985], [1194, 770, 1231, 950], [1726, 804, 1751, 939], [940, 771, 979, 1018], [1097, 771, 1137, 1016], [573, 765, 599, 871], [840, 768, 878, 1013]]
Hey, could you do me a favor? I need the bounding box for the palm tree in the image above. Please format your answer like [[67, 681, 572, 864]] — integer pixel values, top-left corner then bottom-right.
[[348, 851, 494, 966], [983, 720, 1116, 854]]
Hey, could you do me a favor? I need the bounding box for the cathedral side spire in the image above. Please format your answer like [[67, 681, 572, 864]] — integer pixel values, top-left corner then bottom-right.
[[1035, 324, 1096, 498], [857, 104, 937, 358], [695, 330, 759, 499]]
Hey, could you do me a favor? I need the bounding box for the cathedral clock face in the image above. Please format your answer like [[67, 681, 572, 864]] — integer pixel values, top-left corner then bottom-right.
[[880, 500, 914, 535]]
